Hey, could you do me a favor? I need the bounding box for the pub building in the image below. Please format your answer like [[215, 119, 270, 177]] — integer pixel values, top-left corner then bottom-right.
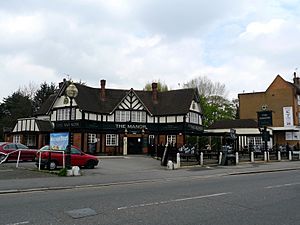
[[9, 79, 203, 155]]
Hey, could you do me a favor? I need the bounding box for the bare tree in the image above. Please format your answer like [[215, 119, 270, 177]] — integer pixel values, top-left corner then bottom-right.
[[18, 82, 39, 100], [184, 76, 227, 98]]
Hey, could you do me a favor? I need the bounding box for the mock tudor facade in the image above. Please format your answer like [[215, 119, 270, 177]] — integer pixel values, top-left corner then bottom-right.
[[10, 79, 203, 155]]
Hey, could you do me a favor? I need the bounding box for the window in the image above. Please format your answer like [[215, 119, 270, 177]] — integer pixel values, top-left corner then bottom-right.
[[26, 135, 36, 147], [115, 111, 130, 122], [106, 134, 119, 146], [13, 135, 21, 143], [57, 108, 75, 121], [115, 110, 146, 122], [71, 147, 81, 155], [131, 111, 146, 122], [88, 133, 97, 144], [167, 135, 176, 144], [298, 95, 300, 105], [4, 144, 17, 150], [149, 135, 155, 144], [248, 136, 263, 149], [189, 112, 199, 124], [16, 143, 29, 149]]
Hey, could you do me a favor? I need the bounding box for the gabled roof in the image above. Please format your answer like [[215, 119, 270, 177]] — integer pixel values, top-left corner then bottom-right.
[[35, 94, 56, 116], [75, 84, 128, 114], [208, 119, 258, 129], [36, 120, 54, 132], [136, 88, 198, 116], [37, 81, 200, 116]]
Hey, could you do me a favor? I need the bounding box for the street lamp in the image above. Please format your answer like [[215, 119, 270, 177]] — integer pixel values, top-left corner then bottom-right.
[[65, 82, 78, 169]]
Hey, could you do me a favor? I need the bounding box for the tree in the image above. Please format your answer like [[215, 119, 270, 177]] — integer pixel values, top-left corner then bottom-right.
[[33, 82, 57, 113], [144, 80, 169, 92], [185, 76, 227, 97], [0, 91, 33, 141], [184, 76, 237, 127], [19, 82, 39, 100]]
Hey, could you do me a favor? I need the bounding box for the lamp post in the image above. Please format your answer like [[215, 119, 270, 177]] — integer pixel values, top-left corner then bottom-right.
[[65, 82, 78, 169]]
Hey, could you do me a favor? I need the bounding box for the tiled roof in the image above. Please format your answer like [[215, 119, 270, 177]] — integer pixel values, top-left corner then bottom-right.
[[36, 120, 54, 132], [208, 119, 258, 129], [136, 88, 197, 115], [35, 94, 56, 116], [37, 81, 199, 116]]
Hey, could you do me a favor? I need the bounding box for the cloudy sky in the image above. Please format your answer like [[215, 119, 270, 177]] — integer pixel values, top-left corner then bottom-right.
[[0, 0, 300, 101]]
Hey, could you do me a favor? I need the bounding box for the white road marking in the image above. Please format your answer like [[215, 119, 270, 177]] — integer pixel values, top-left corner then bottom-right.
[[265, 182, 300, 189], [0, 169, 14, 172], [5, 221, 29, 225], [117, 192, 231, 210]]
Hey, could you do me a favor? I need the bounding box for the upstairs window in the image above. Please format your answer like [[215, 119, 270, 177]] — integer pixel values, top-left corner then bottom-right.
[[115, 110, 146, 122], [188, 112, 200, 124], [115, 110, 130, 122], [131, 111, 146, 123], [57, 108, 75, 121]]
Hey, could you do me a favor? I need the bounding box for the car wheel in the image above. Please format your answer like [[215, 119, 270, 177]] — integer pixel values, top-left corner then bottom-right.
[[85, 160, 95, 169], [49, 161, 58, 170]]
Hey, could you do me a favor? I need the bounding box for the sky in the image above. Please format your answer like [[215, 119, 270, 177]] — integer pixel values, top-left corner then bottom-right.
[[1, 0, 300, 102]]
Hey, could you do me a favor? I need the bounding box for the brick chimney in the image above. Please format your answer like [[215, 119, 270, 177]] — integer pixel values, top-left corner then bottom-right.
[[293, 71, 300, 86], [152, 82, 158, 104], [59, 78, 66, 88], [100, 79, 106, 101]]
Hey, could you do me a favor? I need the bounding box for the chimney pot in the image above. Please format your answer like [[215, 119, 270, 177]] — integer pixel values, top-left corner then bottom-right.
[[100, 79, 106, 101], [152, 82, 158, 103]]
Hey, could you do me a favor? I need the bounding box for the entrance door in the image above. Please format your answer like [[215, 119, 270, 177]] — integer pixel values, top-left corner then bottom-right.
[[127, 137, 143, 154]]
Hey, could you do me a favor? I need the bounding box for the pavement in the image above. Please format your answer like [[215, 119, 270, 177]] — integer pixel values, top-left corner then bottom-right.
[[0, 156, 300, 195]]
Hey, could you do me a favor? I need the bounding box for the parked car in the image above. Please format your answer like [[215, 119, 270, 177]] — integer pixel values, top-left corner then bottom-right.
[[0, 142, 38, 162], [35, 145, 99, 170]]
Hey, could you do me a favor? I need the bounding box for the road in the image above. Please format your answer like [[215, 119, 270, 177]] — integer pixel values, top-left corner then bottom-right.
[[1, 169, 299, 225]]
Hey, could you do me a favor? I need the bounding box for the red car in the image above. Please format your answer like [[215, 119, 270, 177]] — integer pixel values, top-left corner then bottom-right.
[[0, 142, 38, 162], [35, 145, 99, 170]]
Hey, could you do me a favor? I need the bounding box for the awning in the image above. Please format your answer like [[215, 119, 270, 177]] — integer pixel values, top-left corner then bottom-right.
[[269, 126, 300, 132]]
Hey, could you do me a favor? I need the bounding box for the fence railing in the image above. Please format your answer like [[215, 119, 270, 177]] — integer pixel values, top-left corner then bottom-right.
[[36, 150, 65, 170], [0, 150, 24, 167]]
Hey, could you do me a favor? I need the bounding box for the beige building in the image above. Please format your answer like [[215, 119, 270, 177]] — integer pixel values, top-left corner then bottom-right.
[[239, 73, 300, 147]]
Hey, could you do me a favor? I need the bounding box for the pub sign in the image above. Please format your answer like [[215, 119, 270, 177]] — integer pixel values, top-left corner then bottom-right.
[[257, 110, 273, 127]]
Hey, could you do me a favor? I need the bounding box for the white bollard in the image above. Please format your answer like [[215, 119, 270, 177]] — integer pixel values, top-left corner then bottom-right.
[[16, 150, 21, 168], [176, 153, 181, 168], [219, 152, 223, 165], [251, 151, 254, 163], [264, 151, 268, 162], [72, 166, 81, 176], [200, 152, 203, 166], [278, 151, 281, 161], [289, 151, 292, 161], [167, 160, 174, 170], [235, 152, 239, 165], [267, 151, 270, 161]]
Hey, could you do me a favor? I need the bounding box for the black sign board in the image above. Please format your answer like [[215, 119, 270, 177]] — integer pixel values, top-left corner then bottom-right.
[[257, 110, 273, 127]]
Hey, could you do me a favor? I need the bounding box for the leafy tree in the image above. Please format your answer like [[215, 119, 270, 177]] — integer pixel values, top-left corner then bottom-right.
[[33, 82, 57, 113], [144, 80, 169, 92], [0, 91, 33, 141], [184, 76, 237, 127]]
